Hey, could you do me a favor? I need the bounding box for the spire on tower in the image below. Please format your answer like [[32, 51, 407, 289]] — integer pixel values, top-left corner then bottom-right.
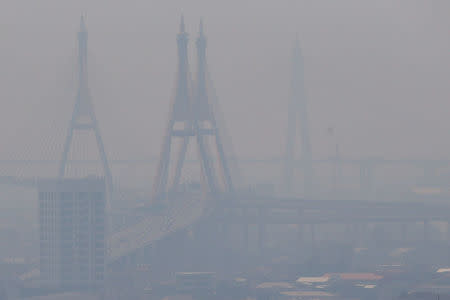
[[293, 33, 302, 63], [196, 18, 207, 52], [59, 18, 113, 200], [199, 18, 204, 36], [283, 35, 313, 196], [80, 14, 87, 32], [152, 19, 234, 201], [177, 15, 188, 44], [179, 15, 185, 33]]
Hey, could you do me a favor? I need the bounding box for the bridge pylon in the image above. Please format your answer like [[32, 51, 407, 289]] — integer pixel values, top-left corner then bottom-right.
[[283, 36, 313, 196], [58, 16, 113, 196], [153, 18, 234, 201]]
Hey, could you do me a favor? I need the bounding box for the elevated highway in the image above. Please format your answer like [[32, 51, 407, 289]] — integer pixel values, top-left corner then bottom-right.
[[2, 173, 449, 262], [106, 192, 450, 263], [0, 176, 39, 187], [221, 195, 450, 224], [107, 194, 206, 263]]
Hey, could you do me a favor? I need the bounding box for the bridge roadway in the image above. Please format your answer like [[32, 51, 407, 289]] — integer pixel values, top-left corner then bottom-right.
[[107, 194, 206, 263], [221, 195, 450, 224], [0, 156, 449, 167], [106, 193, 450, 263], [0, 175, 207, 264], [1, 172, 449, 261], [0, 176, 38, 187], [2, 174, 448, 260]]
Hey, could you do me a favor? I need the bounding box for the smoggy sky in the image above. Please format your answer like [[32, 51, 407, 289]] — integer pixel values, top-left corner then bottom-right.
[[0, 0, 448, 162]]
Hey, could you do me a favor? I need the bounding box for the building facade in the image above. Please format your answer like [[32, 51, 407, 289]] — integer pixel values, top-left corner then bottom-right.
[[38, 178, 106, 290]]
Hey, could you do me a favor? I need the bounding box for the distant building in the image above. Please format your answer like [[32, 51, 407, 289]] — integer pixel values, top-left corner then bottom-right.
[[0, 257, 29, 299], [175, 272, 216, 294], [279, 290, 337, 299], [38, 178, 106, 290], [399, 292, 450, 299], [22, 292, 99, 300]]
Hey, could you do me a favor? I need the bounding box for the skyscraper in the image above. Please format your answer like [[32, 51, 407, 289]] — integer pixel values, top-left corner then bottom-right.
[[38, 178, 106, 290]]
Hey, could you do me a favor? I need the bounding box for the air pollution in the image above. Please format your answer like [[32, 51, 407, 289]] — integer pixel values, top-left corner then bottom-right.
[[0, 1, 449, 299]]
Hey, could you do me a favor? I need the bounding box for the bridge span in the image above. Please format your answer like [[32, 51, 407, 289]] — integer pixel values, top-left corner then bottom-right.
[[104, 192, 450, 263], [222, 196, 450, 224], [107, 194, 206, 263], [1, 173, 448, 263]]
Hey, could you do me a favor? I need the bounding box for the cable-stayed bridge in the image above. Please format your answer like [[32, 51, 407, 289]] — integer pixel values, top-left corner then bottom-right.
[[2, 17, 450, 269]]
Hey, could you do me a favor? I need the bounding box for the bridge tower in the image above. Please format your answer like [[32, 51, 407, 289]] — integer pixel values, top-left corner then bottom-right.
[[153, 18, 233, 201], [283, 37, 313, 196], [58, 16, 113, 195]]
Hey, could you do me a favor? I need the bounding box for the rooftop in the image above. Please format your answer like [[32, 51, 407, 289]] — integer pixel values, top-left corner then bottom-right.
[[332, 273, 383, 281], [257, 282, 294, 289], [296, 276, 330, 284], [281, 290, 335, 297]]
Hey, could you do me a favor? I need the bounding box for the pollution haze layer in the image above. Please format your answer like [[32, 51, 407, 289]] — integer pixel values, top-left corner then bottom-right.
[[0, 0, 448, 163]]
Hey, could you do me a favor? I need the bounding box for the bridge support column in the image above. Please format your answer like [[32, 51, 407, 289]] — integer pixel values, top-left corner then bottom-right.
[[112, 253, 138, 300], [257, 207, 266, 255], [220, 212, 231, 247], [360, 223, 369, 245], [424, 220, 430, 242], [297, 209, 303, 245], [243, 223, 249, 251], [345, 224, 353, 244], [331, 147, 342, 196], [346, 223, 360, 246], [310, 224, 316, 248], [423, 166, 437, 184], [297, 224, 303, 244], [353, 223, 365, 247], [447, 221, 450, 242], [353, 224, 360, 244], [258, 224, 265, 255], [446, 221, 450, 264], [242, 208, 249, 251], [359, 163, 374, 200], [401, 223, 407, 243]]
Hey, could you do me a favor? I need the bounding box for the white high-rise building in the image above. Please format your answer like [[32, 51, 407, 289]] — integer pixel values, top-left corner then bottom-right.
[[38, 178, 106, 289]]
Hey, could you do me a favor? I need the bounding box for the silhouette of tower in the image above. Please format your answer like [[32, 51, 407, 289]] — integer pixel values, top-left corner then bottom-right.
[[153, 18, 233, 201], [58, 16, 113, 195], [283, 37, 313, 196]]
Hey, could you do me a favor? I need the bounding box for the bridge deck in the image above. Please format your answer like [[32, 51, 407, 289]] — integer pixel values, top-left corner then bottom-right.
[[105, 194, 450, 262], [107, 195, 205, 263]]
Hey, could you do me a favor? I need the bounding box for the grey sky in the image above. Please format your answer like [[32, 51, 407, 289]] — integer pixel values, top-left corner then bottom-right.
[[0, 0, 448, 162]]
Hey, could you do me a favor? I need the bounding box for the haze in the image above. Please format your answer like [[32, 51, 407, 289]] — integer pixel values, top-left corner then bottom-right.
[[1, 1, 450, 300], [0, 0, 448, 163]]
